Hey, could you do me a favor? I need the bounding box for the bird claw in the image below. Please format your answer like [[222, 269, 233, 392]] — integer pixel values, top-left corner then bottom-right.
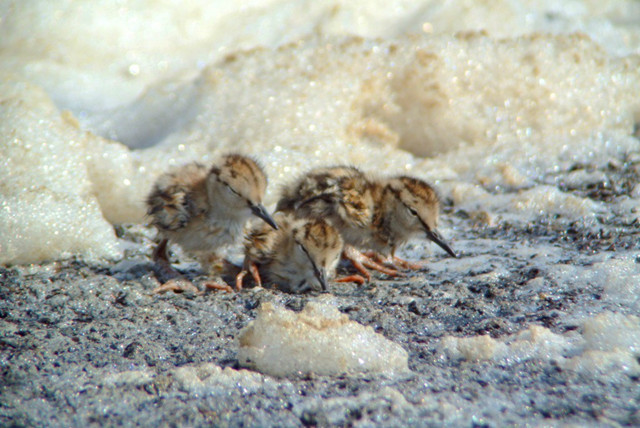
[[335, 274, 367, 285], [392, 257, 425, 270], [362, 251, 425, 271], [204, 281, 234, 293], [343, 246, 401, 280], [152, 278, 203, 295]]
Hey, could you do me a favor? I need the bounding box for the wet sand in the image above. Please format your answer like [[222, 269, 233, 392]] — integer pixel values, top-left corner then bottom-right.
[[2, 157, 639, 427]]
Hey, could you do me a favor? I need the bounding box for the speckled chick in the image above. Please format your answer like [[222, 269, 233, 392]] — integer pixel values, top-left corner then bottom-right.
[[368, 175, 457, 264], [275, 165, 376, 249], [236, 213, 343, 293], [275, 166, 456, 281], [146, 154, 277, 291]]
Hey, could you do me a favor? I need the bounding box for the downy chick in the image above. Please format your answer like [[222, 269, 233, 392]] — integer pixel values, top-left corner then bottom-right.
[[275, 166, 456, 281], [366, 175, 457, 267], [236, 213, 343, 293], [146, 154, 277, 293]]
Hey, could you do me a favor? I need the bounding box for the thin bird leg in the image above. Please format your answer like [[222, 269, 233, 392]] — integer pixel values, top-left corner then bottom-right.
[[334, 274, 367, 285], [249, 262, 262, 288], [342, 245, 400, 279], [235, 270, 248, 291], [362, 251, 425, 270], [235, 262, 263, 290], [153, 238, 170, 262], [152, 239, 183, 280], [150, 239, 203, 294], [343, 246, 371, 282]]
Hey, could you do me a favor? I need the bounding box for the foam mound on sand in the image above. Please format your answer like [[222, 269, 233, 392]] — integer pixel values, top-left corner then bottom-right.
[[238, 300, 409, 377]]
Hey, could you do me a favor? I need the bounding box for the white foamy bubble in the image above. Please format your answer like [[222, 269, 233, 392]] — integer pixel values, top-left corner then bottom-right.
[[548, 255, 640, 308], [237, 300, 409, 377], [439, 334, 509, 362], [562, 169, 609, 189], [439, 311, 640, 377], [562, 349, 640, 376], [450, 183, 492, 208], [562, 312, 640, 376], [511, 186, 601, 220], [591, 256, 640, 308], [439, 325, 573, 363], [101, 370, 154, 388], [172, 363, 266, 396], [581, 312, 640, 355], [503, 325, 575, 364], [0, 76, 120, 264]]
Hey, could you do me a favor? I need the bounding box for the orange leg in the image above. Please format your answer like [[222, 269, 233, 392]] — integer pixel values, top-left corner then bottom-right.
[[249, 262, 262, 288], [391, 256, 425, 270], [235, 270, 248, 291], [198, 255, 234, 292], [334, 274, 367, 285], [362, 251, 425, 270], [204, 281, 234, 293], [235, 262, 262, 290], [343, 245, 401, 280], [153, 278, 203, 295], [151, 244, 235, 294]]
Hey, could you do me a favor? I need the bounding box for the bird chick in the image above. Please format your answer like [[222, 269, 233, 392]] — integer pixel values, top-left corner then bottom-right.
[[275, 165, 377, 250], [367, 175, 457, 266], [275, 166, 456, 281], [236, 213, 344, 293], [146, 154, 277, 293], [276, 165, 396, 281]]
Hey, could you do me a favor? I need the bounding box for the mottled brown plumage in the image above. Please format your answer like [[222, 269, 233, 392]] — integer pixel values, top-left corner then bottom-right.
[[275, 166, 456, 280], [276, 166, 375, 249], [236, 213, 343, 293], [370, 175, 455, 258], [146, 154, 277, 292]]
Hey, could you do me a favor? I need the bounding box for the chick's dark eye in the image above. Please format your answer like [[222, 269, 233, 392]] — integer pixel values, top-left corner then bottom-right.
[[407, 207, 418, 216], [225, 184, 240, 197]]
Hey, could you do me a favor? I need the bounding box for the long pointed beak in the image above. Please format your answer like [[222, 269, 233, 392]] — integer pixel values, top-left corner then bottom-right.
[[426, 229, 457, 258], [251, 204, 278, 230], [313, 266, 328, 291]]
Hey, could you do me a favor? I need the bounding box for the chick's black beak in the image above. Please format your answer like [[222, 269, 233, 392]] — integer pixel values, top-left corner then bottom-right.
[[314, 266, 328, 292], [426, 229, 457, 258], [251, 204, 278, 230]]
